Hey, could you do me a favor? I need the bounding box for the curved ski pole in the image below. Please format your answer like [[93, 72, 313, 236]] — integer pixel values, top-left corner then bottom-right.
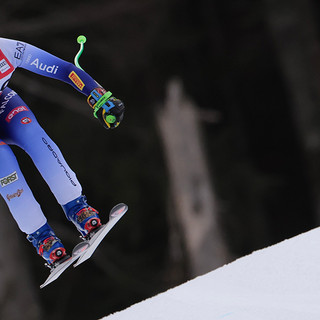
[[74, 35, 87, 70]]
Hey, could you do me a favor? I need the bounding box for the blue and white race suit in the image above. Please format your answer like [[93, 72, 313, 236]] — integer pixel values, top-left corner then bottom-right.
[[0, 37, 101, 234]]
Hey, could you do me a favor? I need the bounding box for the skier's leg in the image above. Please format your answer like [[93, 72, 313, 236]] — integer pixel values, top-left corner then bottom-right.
[[0, 140, 46, 234], [0, 88, 66, 265], [0, 140, 66, 264], [0, 88, 82, 205], [1, 88, 101, 238]]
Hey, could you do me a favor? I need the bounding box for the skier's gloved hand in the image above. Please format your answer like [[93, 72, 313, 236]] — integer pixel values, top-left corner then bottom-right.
[[87, 87, 125, 129], [95, 96, 125, 129]]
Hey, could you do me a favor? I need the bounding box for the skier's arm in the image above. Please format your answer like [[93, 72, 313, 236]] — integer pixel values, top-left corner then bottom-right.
[[20, 43, 98, 95], [19, 42, 124, 128]]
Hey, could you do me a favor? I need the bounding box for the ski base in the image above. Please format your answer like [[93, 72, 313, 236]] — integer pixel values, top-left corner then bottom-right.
[[40, 255, 77, 289]]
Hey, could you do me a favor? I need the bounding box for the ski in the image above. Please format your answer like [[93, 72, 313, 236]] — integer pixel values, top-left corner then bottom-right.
[[39, 244, 86, 289], [40, 203, 128, 288], [73, 203, 128, 267]]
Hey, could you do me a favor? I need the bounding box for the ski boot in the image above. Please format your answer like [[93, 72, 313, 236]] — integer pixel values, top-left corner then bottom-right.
[[62, 195, 102, 239], [27, 222, 67, 268]]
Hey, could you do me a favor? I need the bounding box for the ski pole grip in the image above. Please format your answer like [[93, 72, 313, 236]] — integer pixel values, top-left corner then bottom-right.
[[93, 91, 113, 118]]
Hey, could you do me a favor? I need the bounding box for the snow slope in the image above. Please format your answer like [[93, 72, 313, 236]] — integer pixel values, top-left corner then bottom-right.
[[102, 227, 320, 320]]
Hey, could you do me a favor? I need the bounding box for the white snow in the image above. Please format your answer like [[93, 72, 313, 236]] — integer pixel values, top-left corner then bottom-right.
[[101, 227, 320, 320]]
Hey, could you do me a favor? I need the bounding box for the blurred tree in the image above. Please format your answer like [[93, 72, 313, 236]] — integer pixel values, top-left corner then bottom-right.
[[0, 200, 41, 320], [264, 0, 320, 222], [157, 79, 229, 279]]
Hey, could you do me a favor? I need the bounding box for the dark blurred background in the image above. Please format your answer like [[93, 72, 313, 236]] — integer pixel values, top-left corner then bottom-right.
[[1, 0, 320, 319]]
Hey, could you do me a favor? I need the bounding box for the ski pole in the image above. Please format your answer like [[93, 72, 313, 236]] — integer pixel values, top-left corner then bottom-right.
[[74, 35, 87, 70], [74, 35, 117, 126]]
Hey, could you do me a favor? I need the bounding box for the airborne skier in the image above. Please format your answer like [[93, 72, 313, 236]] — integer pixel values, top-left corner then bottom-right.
[[0, 36, 125, 268]]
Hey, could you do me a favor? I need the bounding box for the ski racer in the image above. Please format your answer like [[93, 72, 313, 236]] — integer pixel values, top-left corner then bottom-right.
[[0, 37, 125, 267]]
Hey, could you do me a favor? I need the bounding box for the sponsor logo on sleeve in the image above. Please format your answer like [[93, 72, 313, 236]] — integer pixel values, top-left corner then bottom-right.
[[0, 171, 18, 187], [0, 50, 14, 79], [14, 42, 26, 60], [21, 117, 32, 124], [25, 54, 32, 64], [0, 90, 17, 115], [30, 58, 59, 74], [5, 105, 29, 123], [68, 71, 85, 91]]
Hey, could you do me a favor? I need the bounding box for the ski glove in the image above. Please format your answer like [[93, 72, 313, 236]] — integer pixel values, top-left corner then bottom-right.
[[87, 87, 125, 129]]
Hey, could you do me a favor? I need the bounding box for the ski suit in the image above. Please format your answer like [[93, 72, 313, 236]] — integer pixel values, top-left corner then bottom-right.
[[0, 37, 100, 234]]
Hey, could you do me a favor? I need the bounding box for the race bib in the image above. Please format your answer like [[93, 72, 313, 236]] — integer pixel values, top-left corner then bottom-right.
[[0, 50, 14, 79]]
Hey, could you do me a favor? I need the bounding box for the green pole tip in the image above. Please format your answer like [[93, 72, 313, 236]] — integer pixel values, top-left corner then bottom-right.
[[77, 35, 87, 44]]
